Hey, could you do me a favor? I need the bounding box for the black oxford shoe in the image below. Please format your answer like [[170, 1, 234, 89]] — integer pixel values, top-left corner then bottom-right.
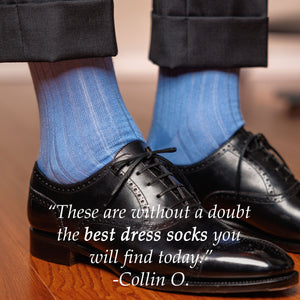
[[178, 127, 300, 253], [28, 141, 298, 293]]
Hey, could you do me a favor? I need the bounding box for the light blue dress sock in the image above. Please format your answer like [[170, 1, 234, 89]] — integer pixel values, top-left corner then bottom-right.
[[148, 68, 245, 165], [29, 57, 145, 184]]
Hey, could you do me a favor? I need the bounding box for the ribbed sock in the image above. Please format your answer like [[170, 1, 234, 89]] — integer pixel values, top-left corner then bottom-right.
[[29, 57, 144, 184], [148, 68, 244, 165]]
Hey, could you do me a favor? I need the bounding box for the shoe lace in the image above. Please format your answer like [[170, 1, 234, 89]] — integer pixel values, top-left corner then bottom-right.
[[105, 147, 192, 207], [236, 132, 292, 196]]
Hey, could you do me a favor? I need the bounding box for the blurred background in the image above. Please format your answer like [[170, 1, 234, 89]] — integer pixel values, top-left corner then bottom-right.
[[0, 0, 299, 176]]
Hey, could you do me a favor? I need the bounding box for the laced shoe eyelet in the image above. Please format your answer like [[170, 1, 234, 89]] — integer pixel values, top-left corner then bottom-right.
[[146, 182, 151, 186], [136, 171, 140, 176], [156, 195, 161, 199]]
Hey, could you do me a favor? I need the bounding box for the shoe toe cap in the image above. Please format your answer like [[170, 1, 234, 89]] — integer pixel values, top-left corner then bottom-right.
[[201, 236, 294, 279]]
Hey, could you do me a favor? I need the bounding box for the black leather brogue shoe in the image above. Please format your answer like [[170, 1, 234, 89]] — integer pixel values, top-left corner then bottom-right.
[[28, 141, 298, 293], [178, 128, 300, 253]]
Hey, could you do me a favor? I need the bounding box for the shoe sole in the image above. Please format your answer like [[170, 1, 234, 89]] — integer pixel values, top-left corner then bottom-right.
[[29, 227, 298, 294], [221, 219, 300, 253]]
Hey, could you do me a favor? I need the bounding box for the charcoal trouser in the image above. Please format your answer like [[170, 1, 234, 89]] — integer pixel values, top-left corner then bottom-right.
[[0, 0, 268, 67]]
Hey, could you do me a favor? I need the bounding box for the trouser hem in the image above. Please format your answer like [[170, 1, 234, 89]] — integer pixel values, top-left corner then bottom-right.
[[0, 0, 117, 62], [149, 14, 268, 68]]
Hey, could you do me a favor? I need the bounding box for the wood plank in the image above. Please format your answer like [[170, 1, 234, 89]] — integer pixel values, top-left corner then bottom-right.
[[0, 210, 54, 300]]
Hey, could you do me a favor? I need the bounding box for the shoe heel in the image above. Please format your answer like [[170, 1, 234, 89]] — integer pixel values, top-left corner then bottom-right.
[[30, 227, 78, 266]]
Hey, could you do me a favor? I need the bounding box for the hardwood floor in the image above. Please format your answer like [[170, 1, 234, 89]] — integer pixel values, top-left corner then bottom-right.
[[0, 78, 299, 300]]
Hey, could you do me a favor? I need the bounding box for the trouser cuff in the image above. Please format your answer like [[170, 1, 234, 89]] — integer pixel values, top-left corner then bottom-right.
[[149, 14, 268, 68], [0, 0, 117, 62]]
